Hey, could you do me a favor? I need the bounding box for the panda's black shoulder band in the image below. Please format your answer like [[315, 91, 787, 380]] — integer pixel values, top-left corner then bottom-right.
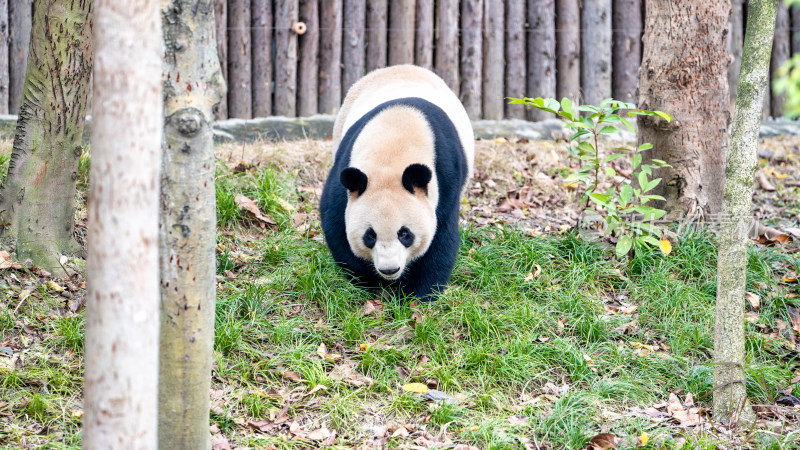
[[340, 167, 368, 195]]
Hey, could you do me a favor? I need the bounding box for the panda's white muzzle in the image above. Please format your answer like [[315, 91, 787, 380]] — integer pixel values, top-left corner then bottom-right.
[[372, 242, 407, 280]]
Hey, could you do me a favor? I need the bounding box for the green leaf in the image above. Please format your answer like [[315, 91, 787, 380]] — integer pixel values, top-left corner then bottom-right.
[[641, 194, 666, 202], [577, 141, 595, 155], [632, 153, 642, 170], [566, 121, 593, 130], [644, 177, 662, 193], [654, 111, 672, 121], [620, 184, 633, 205], [560, 97, 574, 118], [620, 116, 635, 132], [603, 166, 617, 177], [589, 193, 612, 208], [599, 126, 618, 135], [640, 235, 663, 249], [637, 143, 653, 152], [637, 172, 648, 191], [616, 236, 633, 258], [635, 206, 666, 221], [578, 105, 599, 113], [635, 223, 661, 235], [602, 153, 625, 164]]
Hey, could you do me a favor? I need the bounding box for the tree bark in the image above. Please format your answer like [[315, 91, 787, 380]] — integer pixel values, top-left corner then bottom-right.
[[527, 0, 556, 121], [343, 0, 366, 95], [714, 0, 778, 427], [555, 0, 580, 103], [274, 0, 298, 116], [160, 1, 224, 448], [389, 0, 414, 65], [729, 0, 744, 111], [792, 5, 800, 55], [505, 0, 526, 119], [366, 0, 387, 72], [770, 4, 789, 118], [0, 0, 93, 275], [415, 0, 434, 70], [318, 0, 342, 114], [252, 0, 274, 117], [482, 0, 504, 120], [460, 0, 483, 119], [8, 0, 32, 115], [582, 0, 612, 106], [214, 0, 228, 119], [83, 0, 161, 446], [435, 0, 459, 93], [0, 0, 9, 113], [298, 0, 319, 116], [637, 0, 731, 219], [227, 0, 251, 118], [612, 0, 641, 104]]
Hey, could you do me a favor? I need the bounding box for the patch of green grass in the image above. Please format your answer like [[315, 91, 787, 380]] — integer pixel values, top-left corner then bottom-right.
[[54, 316, 85, 355]]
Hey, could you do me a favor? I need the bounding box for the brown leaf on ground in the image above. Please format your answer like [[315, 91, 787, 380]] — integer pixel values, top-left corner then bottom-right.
[[248, 418, 276, 433], [757, 172, 777, 191], [587, 433, 620, 449], [329, 361, 372, 387], [308, 426, 334, 441], [211, 435, 232, 450], [0, 251, 12, 269], [746, 292, 760, 310], [235, 194, 277, 225], [752, 223, 791, 245], [362, 299, 384, 315], [281, 370, 303, 383]]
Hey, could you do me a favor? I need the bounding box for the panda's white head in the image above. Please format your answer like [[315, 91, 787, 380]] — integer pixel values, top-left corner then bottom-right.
[[341, 163, 437, 280]]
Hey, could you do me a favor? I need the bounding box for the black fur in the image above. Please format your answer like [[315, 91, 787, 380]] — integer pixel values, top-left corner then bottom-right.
[[402, 163, 432, 196], [319, 98, 468, 302]]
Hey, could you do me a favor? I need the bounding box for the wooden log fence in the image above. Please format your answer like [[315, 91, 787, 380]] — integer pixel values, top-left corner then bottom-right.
[[2, 1, 800, 121]]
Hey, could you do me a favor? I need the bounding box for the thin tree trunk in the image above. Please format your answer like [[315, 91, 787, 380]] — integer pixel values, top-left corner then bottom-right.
[[729, 0, 744, 112], [0, 0, 8, 113], [319, 0, 342, 114], [0, 0, 93, 274], [555, 0, 580, 103], [460, 0, 482, 119], [527, 0, 556, 121], [227, 0, 251, 118], [252, 0, 274, 117], [435, 0, 459, 93], [415, 0, 434, 70], [274, 0, 298, 116], [505, 0, 526, 119], [366, 0, 387, 72], [8, 0, 32, 114], [214, 0, 228, 119], [298, 0, 319, 116], [637, 0, 731, 219], [582, 0, 612, 106], [343, 0, 366, 95], [389, 0, 414, 65], [770, 4, 789, 118], [482, 0, 503, 120], [159, 1, 224, 448], [84, 0, 161, 446], [612, 0, 641, 103], [715, 0, 778, 427]]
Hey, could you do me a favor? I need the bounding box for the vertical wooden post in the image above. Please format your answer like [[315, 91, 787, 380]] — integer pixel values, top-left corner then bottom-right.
[[252, 0, 274, 117], [8, 0, 31, 115], [729, 0, 745, 110], [298, 0, 319, 116], [415, 0, 434, 70], [343, 0, 366, 94], [435, 0, 459, 93], [366, 0, 388, 72], [771, 4, 790, 118], [389, 0, 415, 65], [792, 5, 800, 56], [527, 0, 556, 121], [555, 0, 580, 103], [214, 0, 228, 119], [581, 0, 611, 106], [612, 0, 641, 104], [275, 0, 298, 116], [482, 0, 504, 119], [505, 0, 526, 119], [228, 0, 252, 118], [0, 0, 8, 113], [460, 0, 482, 119], [319, 0, 342, 114]]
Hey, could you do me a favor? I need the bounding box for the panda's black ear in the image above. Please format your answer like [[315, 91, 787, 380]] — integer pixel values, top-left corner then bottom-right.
[[402, 164, 432, 196], [340, 167, 368, 196]]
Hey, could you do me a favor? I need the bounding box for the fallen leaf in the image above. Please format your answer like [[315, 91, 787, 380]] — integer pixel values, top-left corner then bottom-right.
[[307, 427, 333, 441], [212, 435, 232, 450], [422, 389, 457, 404], [0, 251, 12, 269], [71, 409, 83, 418], [587, 433, 619, 449], [281, 370, 303, 383], [316, 343, 342, 363], [362, 299, 383, 315], [46, 281, 65, 292], [235, 194, 277, 225], [745, 292, 760, 310], [639, 432, 649, 446], [757, 172, 776, 191], [402, 382, 429, 394], [658, 239, 672, 255], [329, 361, 372, 387]]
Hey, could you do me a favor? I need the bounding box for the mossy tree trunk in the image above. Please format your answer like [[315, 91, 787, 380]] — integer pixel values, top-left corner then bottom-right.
[[159, 1, 224, 449], [0, 0, 93, 276], [714, 0, 778, 426]]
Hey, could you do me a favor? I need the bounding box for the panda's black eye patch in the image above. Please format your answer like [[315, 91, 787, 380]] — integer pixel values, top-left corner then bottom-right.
[[398, 226, 414, 248], [363, 227, 377, 249]]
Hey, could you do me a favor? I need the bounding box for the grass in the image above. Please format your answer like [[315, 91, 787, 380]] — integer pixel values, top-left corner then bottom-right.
[[1, 141, 799, 449]]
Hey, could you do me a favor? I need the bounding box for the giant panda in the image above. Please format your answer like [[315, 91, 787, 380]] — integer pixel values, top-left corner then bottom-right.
[[319, 64, 475, 302]]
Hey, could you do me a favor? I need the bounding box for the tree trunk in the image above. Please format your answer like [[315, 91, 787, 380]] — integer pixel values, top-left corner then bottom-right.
[[637, 0, 731, 219], [0, 0, 93, 275], [0, 0, 9, 113], [366, 0, 387, 72], [612, 0, 641, 104], [714, 0, 778, 427], [8, 0, 31, 115], [298, 0, 319, 116], [159, 1, 224, 448], [389, 0, 414, 65], [792, 5, 800, 55], [83, 0, 161, 446], [555, 0, 580, 103], [318, 0, 342, 114], [482, 0, 504, 120], [252, 0, 274, 117], [527, 0, 556, 121], [227, 0, 251, 118], [770, 4, 789, 118], [460, 0, 482, 119], [343, 0, 366, 95], [214, 0, 228, 119], [274, 0, 298, 116], [415, 0, 434, 70], [729, 0, 744, 112], [505, 0, 526, 119], [435, 0, 459, 93], [582, 0, 612, 106]]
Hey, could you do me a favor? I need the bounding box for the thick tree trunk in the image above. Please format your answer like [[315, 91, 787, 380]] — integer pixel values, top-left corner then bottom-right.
[[252, 0, 274, 117], [612, 0, 641, 103], [319, 0, 342, 114], [460, 0, 483, 119], [581, 0, 612, 106], [274, 0, 298, 116], [159, 1, 224, 448], [0, 0, 8, 113], [343, 0, 366, 95], [227, 0, 251, 118], [435, 0, 459, 93], [527, 0, 556, 121], [8, 0, 32, 115], [389, 0, 414, 65], [556, 0, 580, 103], [83, 0, 161, 446], [714, 0, 777, 427], [214, 0, 228, 119], [415, 0, 434, 70], [729, 0, 744, 111], [0, 0, 93, 275], [298, 0, 319, 116], [366, 0, 388, 72], [770, 4, 789, 118], [505, 0, 526, 119], [637, 0, 731, 219], [482, 0, 504, 120]]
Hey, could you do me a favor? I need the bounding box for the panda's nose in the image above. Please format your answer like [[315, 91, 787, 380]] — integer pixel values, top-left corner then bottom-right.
[[379, 267, 400, 276]]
